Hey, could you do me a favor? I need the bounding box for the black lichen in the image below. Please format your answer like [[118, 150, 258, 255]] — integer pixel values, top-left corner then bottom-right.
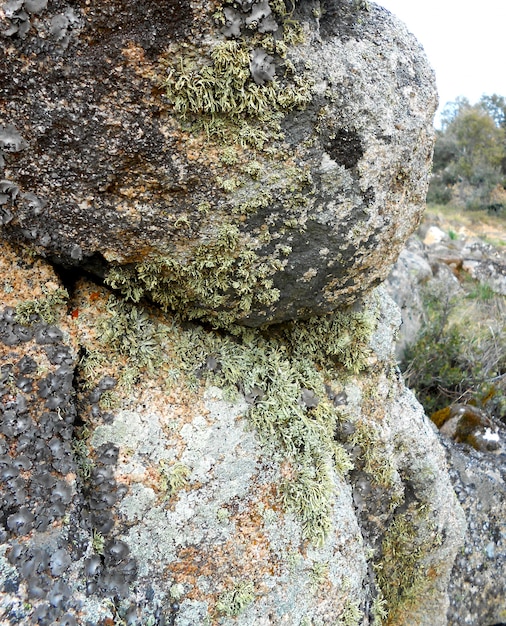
[[323, 128, 364, 169], [0, 124, 27, 152]]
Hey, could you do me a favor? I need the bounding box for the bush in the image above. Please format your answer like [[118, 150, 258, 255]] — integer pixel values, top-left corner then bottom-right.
[[401, 283, 506, 420], [430, 96, 506, 211]]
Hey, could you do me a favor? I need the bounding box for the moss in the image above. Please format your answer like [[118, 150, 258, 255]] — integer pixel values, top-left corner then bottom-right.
[[15, 287, 68, 325], [374, 505, 444, 625], [216, 580, 255, 617], [105, 224, 282, 327]]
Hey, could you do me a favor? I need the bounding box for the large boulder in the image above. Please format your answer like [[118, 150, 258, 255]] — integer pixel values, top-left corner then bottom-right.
[[0, 239, 466, 625], [0, 0, 437, 326]]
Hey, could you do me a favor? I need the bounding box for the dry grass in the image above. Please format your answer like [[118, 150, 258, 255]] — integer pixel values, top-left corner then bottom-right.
[[425, 203, 506, 247]]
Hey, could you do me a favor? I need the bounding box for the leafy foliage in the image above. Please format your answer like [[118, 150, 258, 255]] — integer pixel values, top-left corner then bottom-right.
[[429, 96, 506, 211]]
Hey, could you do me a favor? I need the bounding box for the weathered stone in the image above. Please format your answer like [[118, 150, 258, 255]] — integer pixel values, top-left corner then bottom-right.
[[445, 440, 506, 626], [0, 0, 437, 326], [0, 238, 467, 625]]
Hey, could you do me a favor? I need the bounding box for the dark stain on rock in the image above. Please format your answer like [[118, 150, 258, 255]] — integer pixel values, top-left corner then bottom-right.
[[323, 128, 363, 169]]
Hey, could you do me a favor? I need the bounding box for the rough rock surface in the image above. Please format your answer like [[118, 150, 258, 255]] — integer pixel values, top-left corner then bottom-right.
[[445, 441, 506, 626], [0, 240, 466, 625], [0, 0, 436, 326]]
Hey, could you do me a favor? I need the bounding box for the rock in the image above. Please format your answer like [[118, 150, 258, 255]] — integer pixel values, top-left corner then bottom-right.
[[423, 225, 448, 246], [463, 258, 506, 295], [0, 237, 467, 625], [445, 441, 506, 625], [384, 237, 434, 360], [0, 0, 437, 326], [432, 404, 504, 454]]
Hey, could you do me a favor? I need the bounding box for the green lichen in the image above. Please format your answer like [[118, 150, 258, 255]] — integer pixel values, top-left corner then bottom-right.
[[169, 302, 376, 545], [349, 421, 397, 489], [98, 390, 120, 411], [105, 224, 282, 327], [79, 350, 107, 389], [216, 580, 255, 617], [92, 286, 376, 546], [371, 592, 388, 626], [72, 437, 94, 481], [92, 529, 105, 555], [309, 561, 329, 592], [98, 296, 168, 376], [284, 307, 377, 373], [163, 31, 312, 148], [15, 287, 68, 325], [159, 461, 191, 497], [336, 599, 363, 626]]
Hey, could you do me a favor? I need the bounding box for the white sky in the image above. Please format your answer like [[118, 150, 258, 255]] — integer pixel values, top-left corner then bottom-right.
[[375, 0, 506, 126]]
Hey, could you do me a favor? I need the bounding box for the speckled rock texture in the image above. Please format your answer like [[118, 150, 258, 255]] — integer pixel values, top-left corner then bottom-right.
[[0, 0, 437, 326], [445, 441, 506, 626], [0, 240, 468, 626]]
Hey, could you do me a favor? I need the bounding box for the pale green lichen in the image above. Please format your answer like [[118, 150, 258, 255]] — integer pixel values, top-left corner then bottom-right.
[[337, 598, 363, 626], [309, 561, 329, 592], [159, 461, 191, 497], [216, 580, 255, 617], [163, 28, 312, 148], [105, 224, 282, 327], [371, 592, 388, 626], [72, 437, 94, 482], [169, 302, 376, 545], [92, 529, 105, 555], [98, 296, 168, 376], [374, 505, 444, 625], [15, 287, 68, 325], [349, 421, 397, 490], [88, 287, 377, 546], [79, 350, 107, 389]]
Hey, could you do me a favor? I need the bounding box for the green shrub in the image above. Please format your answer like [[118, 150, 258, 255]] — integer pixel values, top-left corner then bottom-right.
[[402, 284, 506, 419]]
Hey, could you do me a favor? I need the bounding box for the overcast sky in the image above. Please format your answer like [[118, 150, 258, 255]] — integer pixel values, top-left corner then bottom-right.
[[375, 0, 506, 126]]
